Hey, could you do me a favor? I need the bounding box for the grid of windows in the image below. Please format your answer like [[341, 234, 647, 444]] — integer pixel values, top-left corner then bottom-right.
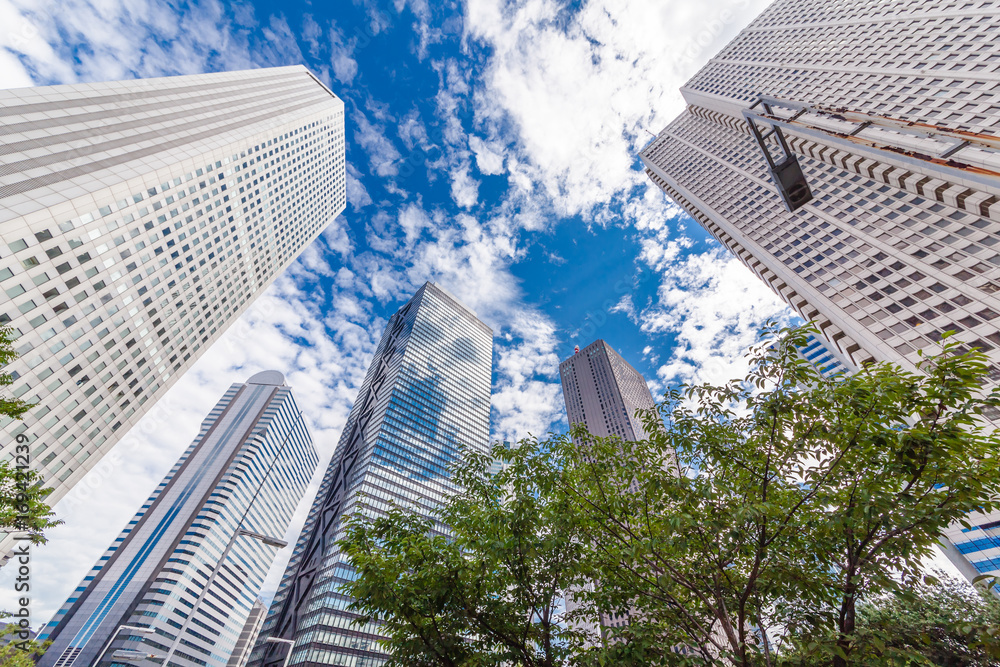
[[38, 373, 318, 667], [0, 66, 346, 562], [558, 340, 662, 634], [640, 0, 1000, 585], [250, 283, 493, 667]]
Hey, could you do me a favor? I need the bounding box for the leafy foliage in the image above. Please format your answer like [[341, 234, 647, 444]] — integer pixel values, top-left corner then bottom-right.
[[551, 325, 1000, 666], [783, 572, 1000, 666], [0, 326, 60, 543], [0, 616, 50, 667], [341, 325, 1000, 667], [0, 327, 33, 421], [339, 441, 587, 667]]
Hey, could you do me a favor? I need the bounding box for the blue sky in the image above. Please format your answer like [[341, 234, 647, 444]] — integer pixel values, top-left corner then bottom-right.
[[0, 0, 802, 621]]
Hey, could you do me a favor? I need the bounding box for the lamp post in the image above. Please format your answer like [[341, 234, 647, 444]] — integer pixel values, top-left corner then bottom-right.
[[265, 637, 295, 667], [112, 650, 161, 662], [92, 625, 156, 666], [159, 528, 287, 666]]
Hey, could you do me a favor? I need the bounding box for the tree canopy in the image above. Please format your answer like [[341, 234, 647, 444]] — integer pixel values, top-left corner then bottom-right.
[[339, 326, 1000, 667], [0, 325, 60, 544]]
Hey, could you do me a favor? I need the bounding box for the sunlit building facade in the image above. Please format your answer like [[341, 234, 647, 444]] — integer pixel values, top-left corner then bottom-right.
[[0, 65, 345, 560], [559, 339, 663, 633], [640, 0, 1000, 584], [250, 282, 494, 667], [38, 371, 318, 667]]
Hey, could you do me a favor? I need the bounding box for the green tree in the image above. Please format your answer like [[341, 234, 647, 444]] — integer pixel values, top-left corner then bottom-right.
[[0, 327, 32, 421], [339, 325, 1000, 667], [783, 571, 1000, 666], [0, 325, 60, 543], [549, 326, 1000, 667], [0, 613, 50, 667], [339, 441, 588, 667]]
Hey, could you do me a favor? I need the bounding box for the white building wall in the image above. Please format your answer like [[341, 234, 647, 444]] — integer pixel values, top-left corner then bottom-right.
[[641, 0, 1000, 584], [38, 372, 318, 667], [0, 66, 345, 561]]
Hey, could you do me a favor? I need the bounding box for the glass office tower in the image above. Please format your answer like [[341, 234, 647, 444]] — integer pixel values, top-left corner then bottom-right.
[[38, 371, 318, 667], [249, 282, 493, 667], [0, 65, 345, 562], [639, 0, 1000, 584]]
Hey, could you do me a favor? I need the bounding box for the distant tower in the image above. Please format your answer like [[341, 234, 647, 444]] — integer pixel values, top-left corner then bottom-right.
[[638, 0, 1000, 585], [228, 599, 268, 667], [0, 65, 345, 562], [560, 339, 659, 442], [559, 339, 666, 633], [38, 371, 318, 667], [250, 282, 493, 667]]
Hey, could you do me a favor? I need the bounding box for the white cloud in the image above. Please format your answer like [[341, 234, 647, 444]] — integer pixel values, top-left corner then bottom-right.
[[353, 108, 403, 177], [346, 163, 374, 209], [464, 0, 770, 228], [468, 135, 505, 175], [449, 161, 480, 208], [0, 0, 265, 84], [329, 22, 359, 84], [638, 249, 794, 387]]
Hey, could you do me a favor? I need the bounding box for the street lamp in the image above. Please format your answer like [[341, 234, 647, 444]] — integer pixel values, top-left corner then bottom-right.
[[112, 650, 161, 662], [265, 637, 296, 667], [159, 527, 288, 666], [92, 625, 157, 666]]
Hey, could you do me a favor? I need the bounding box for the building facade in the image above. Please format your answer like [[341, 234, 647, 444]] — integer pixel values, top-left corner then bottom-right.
[[559, 340, 659, 443], [228, 599, 268, 667], [640, 0, 1000, 583], [249, 282, 494, 667], [0, 65, 345, 558], [796, 333, 853, 379], [558, 339, 664, 633], [37, 371, 318, 667]]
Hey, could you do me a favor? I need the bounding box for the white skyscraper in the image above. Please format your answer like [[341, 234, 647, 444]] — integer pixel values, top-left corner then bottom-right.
[[37, 371, 318, 667], [0, 66, 345, 558], [640, 0, 1000, 584]]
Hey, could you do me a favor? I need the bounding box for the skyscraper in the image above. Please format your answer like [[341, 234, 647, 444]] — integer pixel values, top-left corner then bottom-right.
[[558, 339, 664, 633], [228, 599, 268, 667], [0, 65, 345, 557], [37, 371, 318, 667], [640, 0, 1000, 583], [796, 334, 853, 379], [559, 339, 659, 443], [250, 282, 493, 667]]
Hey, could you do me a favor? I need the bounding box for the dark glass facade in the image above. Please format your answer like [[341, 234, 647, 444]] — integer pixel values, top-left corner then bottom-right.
[[251, 282, 493, 667]]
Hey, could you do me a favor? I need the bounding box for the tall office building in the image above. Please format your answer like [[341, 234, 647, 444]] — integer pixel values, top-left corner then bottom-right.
[[249, 282, 493, 667], [796, 333, 853, 379], [0, 65, 345, 558], [228, 599, 268, 667], [559, 339, 659, 443], [558, 339, 665, 633], [640, 0, 1000, 584], [38, 371, 318, 667]]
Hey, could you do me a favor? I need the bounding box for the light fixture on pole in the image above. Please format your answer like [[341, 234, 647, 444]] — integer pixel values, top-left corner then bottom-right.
[[112, 649, 161, 662], [159, 528, 287, 666], [92, 625, 157, 666], [265, 637, 296, 667]]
